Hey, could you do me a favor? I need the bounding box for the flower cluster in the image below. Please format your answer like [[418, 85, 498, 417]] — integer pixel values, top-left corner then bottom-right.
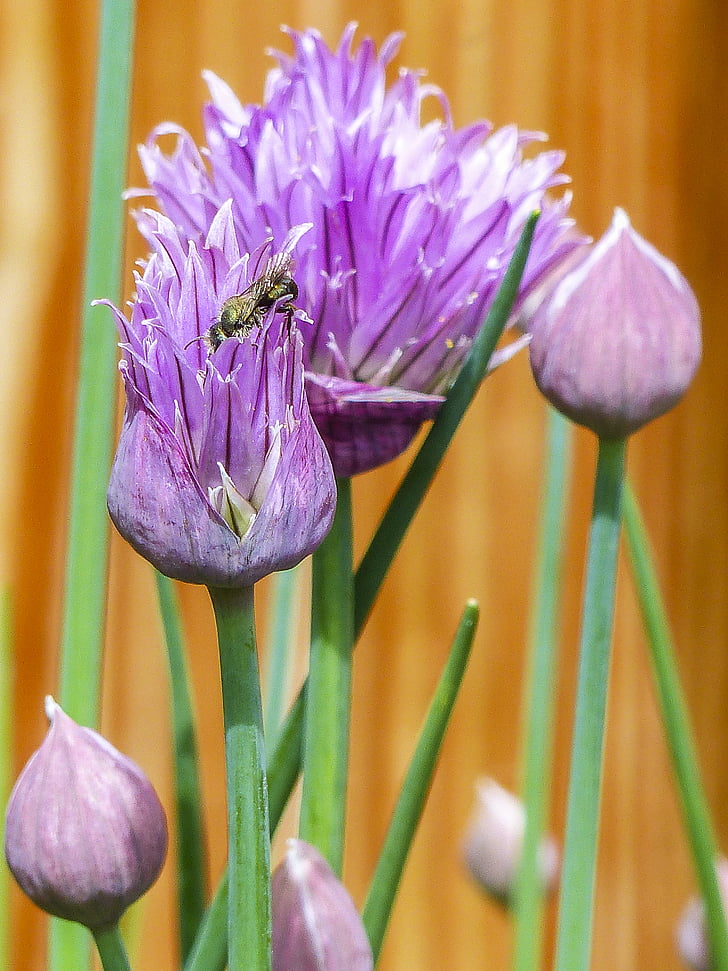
[[99, 207, 336, 586], [135, 24, 582, 475]]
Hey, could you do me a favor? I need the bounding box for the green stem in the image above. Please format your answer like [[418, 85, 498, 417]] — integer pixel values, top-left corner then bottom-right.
[[209, 585, 270, 971], [623, 483, 728, 968], [155, 573, 206, 961], [554, 436, 627, 971], [184, 689, 305, 971], [264, 567, 298, 749], [513, 409, 571, 971], [354, 211, 540, 634], [362, 601, 479, 961], [299, 478, 354, 876], [58, 0, 135, 724], [91, 925, 131, 971], [52, 2, 135, 968]]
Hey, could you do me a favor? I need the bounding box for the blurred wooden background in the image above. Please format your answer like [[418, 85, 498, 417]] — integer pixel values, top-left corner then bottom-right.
[[2, 0, 727, 967]]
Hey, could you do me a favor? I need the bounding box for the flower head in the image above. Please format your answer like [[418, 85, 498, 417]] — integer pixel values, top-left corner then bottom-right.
[[98, 206, 336, 586], [529, 207, 702, 438], [5, 697, 167, 930], [272, 839, 373, 971], [135, 24, 583, 475], [462, 777, 559, 905]]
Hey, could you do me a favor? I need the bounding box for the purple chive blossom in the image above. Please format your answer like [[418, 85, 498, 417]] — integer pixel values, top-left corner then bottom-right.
[[529, 208, 702, 438], [5, 697, 167, 930], [97, 206, 336, 586], [132, 23, 584, 476]]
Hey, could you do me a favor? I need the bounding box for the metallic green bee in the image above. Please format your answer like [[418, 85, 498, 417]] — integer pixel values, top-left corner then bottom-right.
[[205, 252, 299, 351]]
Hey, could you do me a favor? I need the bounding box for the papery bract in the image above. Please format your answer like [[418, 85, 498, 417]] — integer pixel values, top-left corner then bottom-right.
[[135, 23, 584, 475], [5, 697, 167, 930], [529, 207, 702, 438], [98, 207, 336, 586], [272, 839, 373, 971]]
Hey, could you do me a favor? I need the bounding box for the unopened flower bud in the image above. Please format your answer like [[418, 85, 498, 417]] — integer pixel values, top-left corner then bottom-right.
[[529, 207, 701, 438], [272, 838, 373, 971], [5, 697, 167, 929], [462, 778, 559, 905], [676, 858, 728, 970]]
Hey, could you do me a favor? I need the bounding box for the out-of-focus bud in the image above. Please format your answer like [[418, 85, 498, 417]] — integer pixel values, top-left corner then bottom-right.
[[529, 207, 702, 439], [272, 838, 373, 971], [676, 858, 728, 970], [4, 696, 167, 930], [462, 777, 559, 905]]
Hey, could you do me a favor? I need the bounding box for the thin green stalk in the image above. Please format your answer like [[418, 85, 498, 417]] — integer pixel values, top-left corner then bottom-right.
[[92, 925, 131, 971], [362, 601, 479, 961], [0, 590, 12, 970], [183, 688, 305, 971], [554, 436, 627, 971], [264, 566, 298, 749], [623, 483, 728, 968], [51, 2, 135, 968], [299, 478, 354, 876], [209, 585, 270, 971], [58, 0, 135, 723], [354, 211, 541, 634], [513, 410, 571, 971], [155, 572, 206, 962]]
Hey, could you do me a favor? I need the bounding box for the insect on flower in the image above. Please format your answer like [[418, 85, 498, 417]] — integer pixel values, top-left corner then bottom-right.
[[205, 251, 299, 351]]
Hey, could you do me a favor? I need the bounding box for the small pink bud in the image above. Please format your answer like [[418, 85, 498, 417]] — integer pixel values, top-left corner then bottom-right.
[[676, 858, 728, 970], [4, 697, 167, 929], [462, 778, 559, 904], [272, 839, 373, 971], [529, 208, 702, 438]]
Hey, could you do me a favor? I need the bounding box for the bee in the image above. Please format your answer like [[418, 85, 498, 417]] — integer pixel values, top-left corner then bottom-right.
[[205, 252, 299, 351]]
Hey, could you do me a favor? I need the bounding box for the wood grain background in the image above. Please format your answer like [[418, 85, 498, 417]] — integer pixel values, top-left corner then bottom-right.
[[2, 0, 727, 967]]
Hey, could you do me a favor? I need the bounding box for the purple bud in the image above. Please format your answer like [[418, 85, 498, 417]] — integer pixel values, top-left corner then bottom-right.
[[5, 697, 168, 930], [462, 778, 559, 905], [529, 208, 702, 438], [676, 858, 728, 971], [272, 839, 373, 971]]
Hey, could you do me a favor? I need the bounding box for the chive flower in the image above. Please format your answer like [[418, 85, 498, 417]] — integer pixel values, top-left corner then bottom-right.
[[135, 23, 583, 475], [98, 207, 336, 586], [528, 207, 702, 438], [462, 777, 559, 905], [5, 697, 167, 930], [272, 839, 373, 970]]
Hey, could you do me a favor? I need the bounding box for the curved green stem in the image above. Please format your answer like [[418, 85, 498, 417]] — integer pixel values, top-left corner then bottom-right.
[[623, 483, 728, 969], [91, 925, 131, 971], [299, 478, 354, 875], [209, 585, 270, 971], [554, 436, 627, 971], [513, 409, 571, 971], [362, 601, 479, 960]]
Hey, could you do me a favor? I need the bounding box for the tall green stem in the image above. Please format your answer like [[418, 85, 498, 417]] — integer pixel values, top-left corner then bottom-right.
[[554, 436, 627, 971], [155, 572, 206, 961], [513, 409, 571, 971], [209, 585, 270, 971], [52, 2, 135, 968], [299, 478, 354, 875], [623, 484, 728, 969]]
